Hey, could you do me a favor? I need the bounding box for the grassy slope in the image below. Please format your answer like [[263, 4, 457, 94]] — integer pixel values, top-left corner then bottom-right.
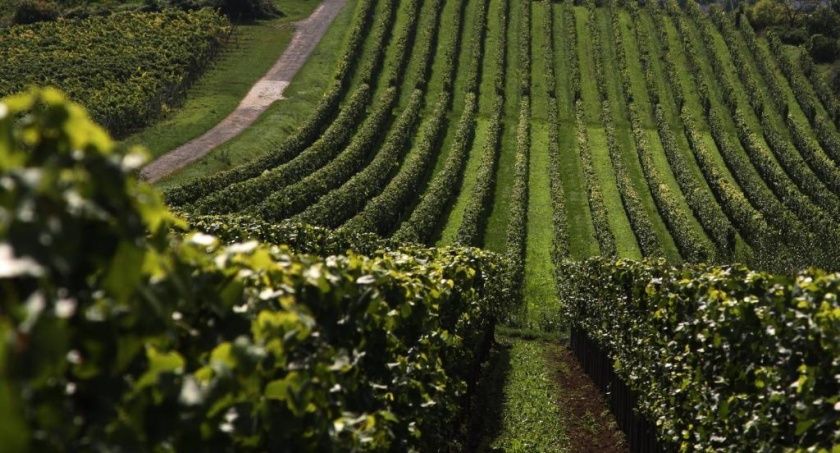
[[596, 9, 680, 261], [576, 6, 641, 259], [523, 0, 560, 329], [483, 0, 522, 252], [154, 0, 357, 190], [554, 3, 599, 259], [125, 0, 318, 158]]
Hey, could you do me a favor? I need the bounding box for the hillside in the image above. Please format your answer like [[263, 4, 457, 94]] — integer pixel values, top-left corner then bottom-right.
[[166, 0, 840, 320], [1, 0, 839, 450]]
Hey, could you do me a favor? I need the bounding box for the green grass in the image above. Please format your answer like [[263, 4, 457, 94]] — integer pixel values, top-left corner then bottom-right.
[[588, 127, 642, 259], [682, 17, 752, 155], [728, 23, 789, 134], [485, 337, 570, 452], [530, 2, 549, 122], [372, 0, 416, 99], [662, 15, 740, 187], [123, 0, 319, 158], [345, 0, 392, 94], [154, 0, 357, 190], [576, 6, 640, 259], [396, 0, 441, 109], [524, 121, 560, 328], [574, 7, 600, 124], [552, 4, 573, 122], [389, 0, 474, 228], [483, 0, 522, 252], [557, 119, 599, 259], [757, 41, 828, 144], [477, 0, 505, 116]]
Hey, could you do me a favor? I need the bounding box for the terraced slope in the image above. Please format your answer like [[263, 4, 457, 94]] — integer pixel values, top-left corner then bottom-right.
[[166, 0, 840, 327]]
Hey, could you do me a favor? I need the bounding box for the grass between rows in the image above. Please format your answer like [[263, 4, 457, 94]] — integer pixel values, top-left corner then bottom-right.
[[644, 9, 753, 254], [438, 117, 491, 244], [124, 0, 319, 159], [477, 336, 570, 452], [153, 0, 357, 190], [387, 0, 472, 229], [523, 121, 560, 328], [662, 15, 740, 188]]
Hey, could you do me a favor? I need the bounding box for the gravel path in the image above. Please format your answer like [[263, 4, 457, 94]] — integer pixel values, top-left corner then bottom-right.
[[140, 0, 348, 182]]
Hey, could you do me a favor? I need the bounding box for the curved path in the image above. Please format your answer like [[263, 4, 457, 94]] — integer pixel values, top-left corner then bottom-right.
[[141, 0, 348, 183]]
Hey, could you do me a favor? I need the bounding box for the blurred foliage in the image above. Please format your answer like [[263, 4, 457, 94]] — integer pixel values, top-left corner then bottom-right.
[[0, 89, 513, 451]]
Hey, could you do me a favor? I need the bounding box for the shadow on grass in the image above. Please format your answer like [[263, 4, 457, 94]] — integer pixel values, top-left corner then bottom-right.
[[466, 336, 512, 452]]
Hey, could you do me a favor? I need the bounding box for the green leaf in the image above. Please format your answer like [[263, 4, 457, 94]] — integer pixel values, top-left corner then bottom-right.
[[136, 346, 185, 389]]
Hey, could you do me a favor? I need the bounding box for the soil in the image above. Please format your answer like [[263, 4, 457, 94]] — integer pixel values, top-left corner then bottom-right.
[[547, 344, 628, 453], [140, 0, 348, 182]]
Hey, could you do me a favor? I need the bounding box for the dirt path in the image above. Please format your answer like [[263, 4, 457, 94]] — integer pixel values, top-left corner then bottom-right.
[[140, 0, 348, 183]]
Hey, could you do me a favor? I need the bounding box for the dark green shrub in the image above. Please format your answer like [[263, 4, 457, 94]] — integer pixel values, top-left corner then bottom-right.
[[831, 62, 840, 97], [809, 33, 839, 62], [169, 0, 281, 20], [11, 0, 58, 24], [767, 24, 809, 45]]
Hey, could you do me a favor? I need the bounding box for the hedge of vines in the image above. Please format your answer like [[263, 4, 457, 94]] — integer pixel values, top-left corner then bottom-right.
[[575, 100, 617, 257], [559, 257, 839, 451], [712, 7, 840, 221], [391, 0, 489, 244], [454, 0, 508, 247], [0, 9, 230, 137], [193, 84, 373, 214], [393, 93, 479, 243], [588, 1, 663, 258], [254, 88, 405, 221], [691, 5, 840, 260], [612, 5, 713, 263], [337, 0, 466, 236], [543, 1, 570, 261], [0, 89, 514, 451], [502, 0, 532, 287], [635, 1, 736, 260]]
